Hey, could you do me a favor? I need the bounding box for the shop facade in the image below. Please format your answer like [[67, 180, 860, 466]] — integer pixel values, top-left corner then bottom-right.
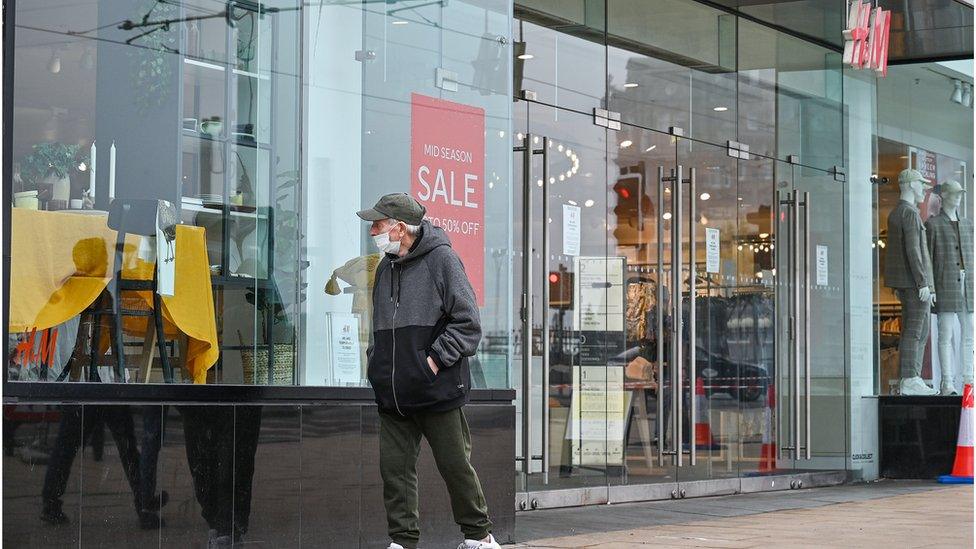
[[2, 0, 973, 546]]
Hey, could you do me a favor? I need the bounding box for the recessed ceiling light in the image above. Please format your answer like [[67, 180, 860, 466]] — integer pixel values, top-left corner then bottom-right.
[[568, 200, 578, 206], [699, 192, 711, 201], [584, 199, 595, 207], [645, 145, 657, 152], [517, 54, 534, 60], [620, 140, 633, 148], [624, 82, 639, 88], [713, 106, 728, 112], [392, 20, 408, 25], [663, 212, 672, 220]]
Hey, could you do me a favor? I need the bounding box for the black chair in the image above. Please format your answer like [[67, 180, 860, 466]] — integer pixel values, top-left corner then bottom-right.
[[83, 199, 173, 383]]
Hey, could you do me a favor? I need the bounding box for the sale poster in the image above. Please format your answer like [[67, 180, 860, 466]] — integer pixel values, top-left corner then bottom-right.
[[410, 93, 486, 304]]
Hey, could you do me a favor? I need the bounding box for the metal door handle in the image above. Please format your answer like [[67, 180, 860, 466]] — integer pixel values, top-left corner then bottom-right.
[[801, 191, 811, 460], [687, 168, 697, 467], [516, 134, 533, 473], [657, 166, 666, 466], [537, 137, 550, 481], [515, 134, 551, 480], [791, 191, 800, 461], [673, 165, 683, 467]]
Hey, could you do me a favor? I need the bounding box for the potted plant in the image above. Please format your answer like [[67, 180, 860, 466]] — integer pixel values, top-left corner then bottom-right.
[[19, 143, 87, 206]]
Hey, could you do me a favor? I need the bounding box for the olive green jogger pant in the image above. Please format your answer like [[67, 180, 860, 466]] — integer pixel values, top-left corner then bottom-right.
[[379, 407, 492, 549]]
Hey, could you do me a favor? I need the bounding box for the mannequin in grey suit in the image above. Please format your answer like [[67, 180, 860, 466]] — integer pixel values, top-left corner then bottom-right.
[[885, 169, 937, 396], [926, 180, 974, 395]]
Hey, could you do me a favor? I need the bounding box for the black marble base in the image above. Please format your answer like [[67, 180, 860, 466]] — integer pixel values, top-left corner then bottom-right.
[[2, 396, 515, 548], [879, 395, 963, 479]]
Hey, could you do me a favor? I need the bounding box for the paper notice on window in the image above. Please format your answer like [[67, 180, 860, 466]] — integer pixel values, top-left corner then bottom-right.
[[563, 204, 581, 256], [816, 245, 829, 286], [705, 227, 720, 274]]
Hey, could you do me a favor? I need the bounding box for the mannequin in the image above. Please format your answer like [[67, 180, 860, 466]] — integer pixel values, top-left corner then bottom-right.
[[885, 169, 938, 395], [925, 180, 974, 395]]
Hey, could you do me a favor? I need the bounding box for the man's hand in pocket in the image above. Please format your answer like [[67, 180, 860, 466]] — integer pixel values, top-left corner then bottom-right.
[[427, 355, 440, 376]]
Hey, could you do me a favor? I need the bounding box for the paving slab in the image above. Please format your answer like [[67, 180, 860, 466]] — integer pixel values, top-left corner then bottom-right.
[[512, 481, 972, 548]]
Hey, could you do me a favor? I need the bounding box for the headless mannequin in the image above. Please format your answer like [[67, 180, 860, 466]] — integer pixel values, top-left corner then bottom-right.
[[934, 190, 974, 393]]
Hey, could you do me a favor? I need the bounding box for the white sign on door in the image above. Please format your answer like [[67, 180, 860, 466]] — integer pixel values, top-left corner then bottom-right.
[[816, 245, 829, 286], [705, 227, 720, 274], [563, 204, 581, 256]]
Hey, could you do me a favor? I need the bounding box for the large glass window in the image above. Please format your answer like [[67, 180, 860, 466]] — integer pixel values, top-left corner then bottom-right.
[[6, 0, 515, 388], [873, 62, 974, 396]]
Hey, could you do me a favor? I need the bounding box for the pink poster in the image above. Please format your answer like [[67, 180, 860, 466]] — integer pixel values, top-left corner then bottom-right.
[[410, 93, 485, 305]]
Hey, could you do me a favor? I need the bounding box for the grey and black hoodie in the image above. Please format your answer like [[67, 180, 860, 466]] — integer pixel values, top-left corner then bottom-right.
[[366, 220, 481, 415]]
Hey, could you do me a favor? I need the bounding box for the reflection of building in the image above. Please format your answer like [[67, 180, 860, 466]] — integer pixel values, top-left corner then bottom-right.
[[2, 0, 974, 546]]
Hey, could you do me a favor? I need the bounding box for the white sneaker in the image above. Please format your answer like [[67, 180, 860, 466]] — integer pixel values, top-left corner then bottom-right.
[[386, 543, 406, 549], [458, 534, 501, 549], [900, 376, 938, 396]]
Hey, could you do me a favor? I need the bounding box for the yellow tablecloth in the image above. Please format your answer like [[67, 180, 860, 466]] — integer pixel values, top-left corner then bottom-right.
[[9, 208, 219, 383]]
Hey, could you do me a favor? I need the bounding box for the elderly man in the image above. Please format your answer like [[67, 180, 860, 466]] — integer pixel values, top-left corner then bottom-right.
[[357, 193, 500, 549]]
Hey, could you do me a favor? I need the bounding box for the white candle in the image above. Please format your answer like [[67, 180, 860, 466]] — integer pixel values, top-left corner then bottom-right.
[[88, 140, 96, 196], [109, 141, 116, 200]]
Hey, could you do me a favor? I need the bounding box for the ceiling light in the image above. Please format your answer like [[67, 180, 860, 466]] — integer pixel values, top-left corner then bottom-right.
[[392, 20, 408, 25], [623, 82, 639, 88], [713, 106, 728, 112], [498, 130, 505, 138], [645, 145, 656, 152], [48, 51, 62, 74], [951, 79, 963, 104], [568, 200, 578, 206], [517, 54, 534, 60], [620, 140, 633, 148], [663, 212, 672, 220], [759, 232, 769, 239], [963, 83, 973, 108], [77, 162, 87, 172], [584, 199, 595, 208], [699, 192, 711, 201]]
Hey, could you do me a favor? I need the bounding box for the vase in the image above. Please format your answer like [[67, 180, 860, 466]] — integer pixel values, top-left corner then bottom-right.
[[44, 173, 71, 202]]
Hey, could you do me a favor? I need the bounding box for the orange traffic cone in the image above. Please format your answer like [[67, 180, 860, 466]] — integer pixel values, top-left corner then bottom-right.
[[694, 377, 719, 450], [758, 383, 777, 473], [939, 383, 974, 484]]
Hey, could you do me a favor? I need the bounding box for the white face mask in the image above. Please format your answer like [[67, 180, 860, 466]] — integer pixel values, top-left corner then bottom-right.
[[372, 224, 402, 255]]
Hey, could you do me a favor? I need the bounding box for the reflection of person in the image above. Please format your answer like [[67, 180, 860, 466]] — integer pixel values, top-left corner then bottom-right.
[[325, 253, 382, 376], [885, 169, 938, 396], [41, 405, 165, 528], [356, 194, 499, 549], [926, 180, 974, 395], [180, 405, 262, 548]]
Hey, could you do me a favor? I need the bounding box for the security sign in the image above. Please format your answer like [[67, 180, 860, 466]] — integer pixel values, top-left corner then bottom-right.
[[410, 93, 485, 305]]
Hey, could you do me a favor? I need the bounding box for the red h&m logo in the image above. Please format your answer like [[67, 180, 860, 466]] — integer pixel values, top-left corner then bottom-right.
[[843, 0, 891, 77], [14, 328, 59, 369]]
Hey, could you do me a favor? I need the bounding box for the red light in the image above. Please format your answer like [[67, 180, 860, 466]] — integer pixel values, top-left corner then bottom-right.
[[780, 211, 786, 222], [619, 188, 631, 199], [549, 273, 559, 284]]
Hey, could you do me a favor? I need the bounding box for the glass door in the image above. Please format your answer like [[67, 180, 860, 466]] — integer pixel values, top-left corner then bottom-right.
[[774, 161, 849, 474], [514, 101, 614, 505], [669, 137, 743, 496]]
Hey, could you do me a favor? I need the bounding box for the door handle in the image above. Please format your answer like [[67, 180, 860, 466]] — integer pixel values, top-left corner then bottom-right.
[[657, 166, 666, 467], [673, 165, 684, 467], [791, 190, 801, 461], [801, 191, 811, 460], [687, 167, 697, 467], [536, 136, 550, 482], [515, 134, 533, 472]]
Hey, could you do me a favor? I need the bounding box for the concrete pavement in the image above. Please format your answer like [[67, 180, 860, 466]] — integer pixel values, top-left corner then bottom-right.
[[512, 481, 973, 548]]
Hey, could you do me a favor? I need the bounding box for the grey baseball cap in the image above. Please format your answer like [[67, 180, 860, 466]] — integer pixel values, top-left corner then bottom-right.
[[356, 193, 426, 225], [898, 168, 931, 186], [940, 180, 967, 195]]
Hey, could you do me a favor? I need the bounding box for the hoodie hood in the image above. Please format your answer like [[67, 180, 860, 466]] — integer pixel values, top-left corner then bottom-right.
[[391, 219, 451, 264]]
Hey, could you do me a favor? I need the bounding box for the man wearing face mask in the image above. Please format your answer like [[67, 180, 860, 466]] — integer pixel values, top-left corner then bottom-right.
[[356, 193, 500, 549]]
